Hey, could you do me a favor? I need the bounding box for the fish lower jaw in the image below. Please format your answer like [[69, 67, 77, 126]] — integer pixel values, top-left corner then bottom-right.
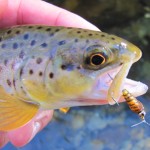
[[53, 70, 148, 108], [79, 78, 148, 106]]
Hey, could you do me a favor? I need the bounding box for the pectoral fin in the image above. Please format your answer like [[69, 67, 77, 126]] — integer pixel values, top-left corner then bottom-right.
[[0, 87, 39, 131], [59, 107, 70, 113]]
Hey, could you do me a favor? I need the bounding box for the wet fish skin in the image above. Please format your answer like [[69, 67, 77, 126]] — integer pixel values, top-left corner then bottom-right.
[[0, 25, 143, 131]]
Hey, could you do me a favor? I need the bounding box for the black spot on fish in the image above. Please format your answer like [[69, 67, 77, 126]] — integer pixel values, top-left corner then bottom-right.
[[46, 28, 51, 32], [7, 79, 11, 87], [13, 79, 16, 87], [39, 71, 43, 76], [1, 43, 6, 48], [77, 31, 81, 34], [111, 37, 115, 40], [31, 40, 36, 46], [101, 34, 105, 37], [19, 50, 25, 59], [58, 40, 66, 46], [29, 69, 33, 75], [36, 57, 42, 64], [20, 68, 23, 77], [16, 30, 21, 34], [61, 65, 66, 70], [55, 29, 60, 32], [28, 26, 33, 29], [49, 72, 54, 78], [61, 64, 74, 71], [41, 43, 47, 48], [88, 33, 93, 36], [77, 66, 81, 69], [74, 39, 78, 43], [37, 26, 42, 29], [23, 34, 29, 40], [7, 30, 12, 34], [4, 59, 8, 66], [13, 43, 18, 49], [0, 37, 2, 42]]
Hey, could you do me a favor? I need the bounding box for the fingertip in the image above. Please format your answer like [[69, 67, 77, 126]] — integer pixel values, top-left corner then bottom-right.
[[55, 10, 100, 31], [19, 0, 100, 30], [0, 0, 100, 31]]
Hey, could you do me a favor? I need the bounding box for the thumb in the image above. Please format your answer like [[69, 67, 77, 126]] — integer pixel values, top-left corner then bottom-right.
[[0, 0, 7, 19]]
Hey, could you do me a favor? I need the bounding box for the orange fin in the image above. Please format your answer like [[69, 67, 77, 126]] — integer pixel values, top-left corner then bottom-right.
[[0, 87, 39, 131], [59, 107, 70, 114]]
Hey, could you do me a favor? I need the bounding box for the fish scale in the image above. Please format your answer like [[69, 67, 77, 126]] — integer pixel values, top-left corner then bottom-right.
[[0, 26, 62, 95], [19, 56, 50, 102], [0, 59, 15, 93]]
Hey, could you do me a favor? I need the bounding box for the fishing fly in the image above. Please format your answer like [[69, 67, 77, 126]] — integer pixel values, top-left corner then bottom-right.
[[122, 89, 150, 127], [108, 73, 149, 127]]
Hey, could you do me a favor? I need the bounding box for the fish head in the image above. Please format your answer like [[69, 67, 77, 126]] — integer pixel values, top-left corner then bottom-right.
[[44, 30, 147, 108]]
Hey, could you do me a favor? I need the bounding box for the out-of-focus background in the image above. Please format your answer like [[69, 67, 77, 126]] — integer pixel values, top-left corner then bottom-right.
[[3, 0, 150, 150]]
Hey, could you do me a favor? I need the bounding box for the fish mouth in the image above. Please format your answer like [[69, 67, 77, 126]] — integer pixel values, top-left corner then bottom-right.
[[75, 67, 148, 106]]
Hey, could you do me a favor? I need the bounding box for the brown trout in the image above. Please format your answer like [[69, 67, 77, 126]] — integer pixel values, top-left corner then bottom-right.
[[0, 25, 148, 131]]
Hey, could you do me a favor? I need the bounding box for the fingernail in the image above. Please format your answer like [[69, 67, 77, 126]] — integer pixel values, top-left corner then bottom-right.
[[28, 122, 41, 143]]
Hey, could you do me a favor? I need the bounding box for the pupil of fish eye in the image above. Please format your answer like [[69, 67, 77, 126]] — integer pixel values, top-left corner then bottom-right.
[[91, 54, 104, 65]]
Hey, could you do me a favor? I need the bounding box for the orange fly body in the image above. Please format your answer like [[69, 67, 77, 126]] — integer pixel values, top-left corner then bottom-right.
[[108, 73, 149, 127], [122, 89, 150, 127]]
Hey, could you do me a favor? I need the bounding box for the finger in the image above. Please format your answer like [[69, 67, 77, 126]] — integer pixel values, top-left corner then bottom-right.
[[0, 132, 9, 148], [0, 0, 99, 30], [0, 0, 7, 18], [18, 0, 99, 30], [7, 110, 53, 147]]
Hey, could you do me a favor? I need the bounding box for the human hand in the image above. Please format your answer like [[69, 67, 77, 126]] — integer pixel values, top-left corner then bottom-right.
[[0, 0, 99, 148]]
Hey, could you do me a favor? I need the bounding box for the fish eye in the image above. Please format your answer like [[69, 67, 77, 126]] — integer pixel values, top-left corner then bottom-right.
[[90, 53, 105, 66], [83, 45, 110, 70]]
